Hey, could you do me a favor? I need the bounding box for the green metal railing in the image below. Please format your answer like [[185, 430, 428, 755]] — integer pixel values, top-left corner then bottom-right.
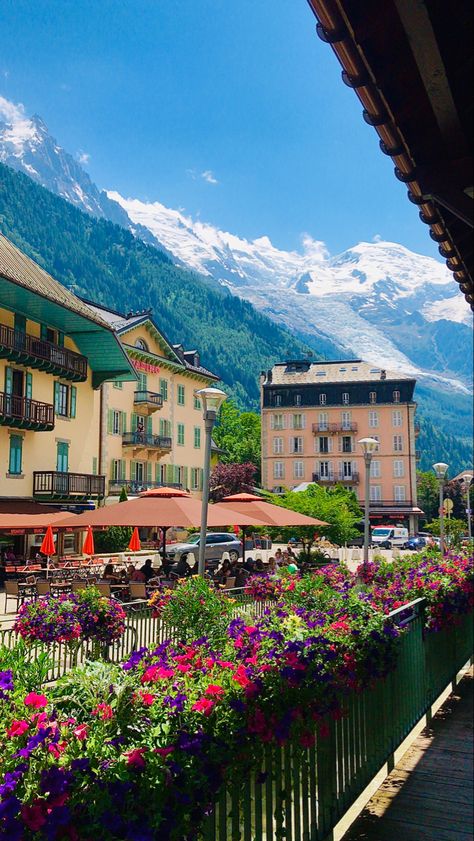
[[200, 600, 473, 841]]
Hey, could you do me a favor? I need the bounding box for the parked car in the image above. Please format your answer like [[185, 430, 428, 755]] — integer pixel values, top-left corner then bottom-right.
[[405, 536, 428, 551], [165, 532, 242, 569]]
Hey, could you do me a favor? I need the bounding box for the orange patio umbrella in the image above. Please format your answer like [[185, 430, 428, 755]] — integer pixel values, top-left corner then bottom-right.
[[82, 525, 95, 557], [128, 526, 141, 552], [40, 525, 56, 556]]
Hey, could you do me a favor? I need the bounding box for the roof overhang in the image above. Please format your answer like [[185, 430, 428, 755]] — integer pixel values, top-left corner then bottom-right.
[[306, 0, 473, 309]]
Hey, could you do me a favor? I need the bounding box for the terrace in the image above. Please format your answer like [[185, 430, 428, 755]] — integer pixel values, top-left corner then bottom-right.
[[133, 389, 163, 414], [0, 391, 55, 431], [0, 322, 88, 381], [122, 431, 172, 454], [33, 470, 106, 499]]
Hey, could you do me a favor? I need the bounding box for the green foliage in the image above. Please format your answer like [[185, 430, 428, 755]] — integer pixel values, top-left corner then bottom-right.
[[417, 470, 440, 522], [0, 641, 52, 690], [157, 577, 235, 646], [94, 526, 133, 553], [118, 485, 128, 502], [0, 162, 314, 409], [266, 484, 363, 547], [213, 400, 261, 472], [424, 517, 467, 547]]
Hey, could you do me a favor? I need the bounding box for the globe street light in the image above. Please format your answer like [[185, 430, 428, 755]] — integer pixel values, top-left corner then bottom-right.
[[358, 437, 380, 571], [432, 462, 449, 553], [194, 387, 227, 576]]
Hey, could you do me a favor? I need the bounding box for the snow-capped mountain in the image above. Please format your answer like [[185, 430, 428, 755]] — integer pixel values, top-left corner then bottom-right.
[[1, 95, 472, 395]]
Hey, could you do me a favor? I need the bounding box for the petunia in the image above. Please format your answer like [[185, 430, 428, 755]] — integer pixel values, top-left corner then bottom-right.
[[73, 724, 88, 741], [7, 720, 29, 738], [192, 698, 215, 716], [24, 692, 48, 709], [126, 747, 148, 769], [20, 802, 46, 831], [205, 684, 225, 698]]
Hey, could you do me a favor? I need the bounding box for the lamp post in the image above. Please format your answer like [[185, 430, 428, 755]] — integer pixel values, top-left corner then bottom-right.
[[358, 437, 380, 572], [194, 387, 227, 576], [462, 477, 472, 543], [432, 462, 449, 554]]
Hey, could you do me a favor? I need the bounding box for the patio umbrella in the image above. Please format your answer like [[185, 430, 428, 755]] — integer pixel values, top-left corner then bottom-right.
[[82, 526, 95, 557], [128, 527, 141, 552], [40, 525, 56, 579]]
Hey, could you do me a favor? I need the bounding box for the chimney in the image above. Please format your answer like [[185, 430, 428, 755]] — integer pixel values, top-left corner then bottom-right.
[[267, 369, 273, 383], [380, 369, 386, 380]]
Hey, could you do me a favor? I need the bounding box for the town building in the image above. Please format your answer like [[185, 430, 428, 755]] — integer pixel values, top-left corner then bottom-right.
[[260, 359, 422, 533], [83, 301, 220, 500], [0, 233, 136, 552]]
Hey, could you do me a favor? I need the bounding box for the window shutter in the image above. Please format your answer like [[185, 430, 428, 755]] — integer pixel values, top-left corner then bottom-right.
[[70, 386, 77, 418], [131, 413, 138, 432], [282, 415, 287, 429], [54, 382, 60, 414], [130, 461, 136, 481], [155, 463, 160, 482], [40, 324, 48, 342], [120, 460, 126, 480], [120, 411, 127, 434], [4, 367, 13, 395], [107, 410, 113, 434], [328, 438, 333, 453], [159, 418, 164, 436], [301, 414, 306, 429], [57, 332, 64, 348], [147, 416, 153, 435], [166, 464, 174, 484], [173, 465, 179, 484], [270, 415, 275, 430], [183, 466, 188, 489], [146, 462, 152, 483], [25, 372, 32, 399]]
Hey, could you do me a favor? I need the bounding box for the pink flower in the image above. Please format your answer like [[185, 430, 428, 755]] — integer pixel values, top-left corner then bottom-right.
[[205, 684, 225, 699], [141, 665, 175, 683], [319, 721, 330, 739], [126, 747, 148, 769], [300, 731, 316, 748], [138, 692, 155, 706], [92, 703, 113, 720], [192, 698, 215, 716], [24, 692, 48, 709], [154, 746, 174, 758], [232, 665, 251, 688], [73, 724, 88, 741], [21, 802, 46, 831], [48, 741, 67, 758], [7, 719, 29, 738]]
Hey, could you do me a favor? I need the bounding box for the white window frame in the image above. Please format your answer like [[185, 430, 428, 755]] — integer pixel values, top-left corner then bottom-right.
[[318, 412, 328, 431], [273, 437, 283, 455], [341, 411, 352, 430], [393, 390, 400, 403], [393, 434, 403, 452], [369, 391, 377, 404], [112, 410, 121, 436], [342, 392, 350, 405], [370, 485, 382, 502], [394, 485, 406, 501], [392, 410, 402, 427], [290, 436, 303, 454], [273, 461, 285, 479], [393, 459, 404, 478], [319, 393, 327, 406], [370, 460, 381, 478], [293, 460, 304, 479], [369, 410, 379, 428]]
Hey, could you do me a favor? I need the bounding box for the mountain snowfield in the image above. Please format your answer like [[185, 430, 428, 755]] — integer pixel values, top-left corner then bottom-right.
[[0, 95, 472, 396]]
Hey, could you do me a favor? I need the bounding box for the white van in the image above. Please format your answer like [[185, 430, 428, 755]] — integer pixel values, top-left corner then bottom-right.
[[371, 526, 408, 548]]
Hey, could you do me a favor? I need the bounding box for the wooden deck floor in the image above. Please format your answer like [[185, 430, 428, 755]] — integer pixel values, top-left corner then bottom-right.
[[342, 669, 474, 841]]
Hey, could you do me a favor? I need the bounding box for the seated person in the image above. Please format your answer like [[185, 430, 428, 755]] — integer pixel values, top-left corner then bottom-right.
[[139, 558, 155, 582], [173, 555, 193, 578], [267, 557, 278, 575], [274, 548, 284, 566], [234, 565, 250, 589], [102, 563, 121, 582], [253, 558, 266, 575], [242, 556, 255, 574], [214, 558, 232, 585]]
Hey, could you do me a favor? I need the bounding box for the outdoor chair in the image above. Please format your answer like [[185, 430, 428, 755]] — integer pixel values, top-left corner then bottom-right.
[[36, 581, 51, 597], [223, 576, 236, 590], [129, 582, 147, 601], [96, 582, 112, 597], [4, 581, 26, 613], [71, 581, 87, 593]]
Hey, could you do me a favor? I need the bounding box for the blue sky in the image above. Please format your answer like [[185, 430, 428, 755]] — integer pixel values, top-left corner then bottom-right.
[[1, 0, 440, 259]]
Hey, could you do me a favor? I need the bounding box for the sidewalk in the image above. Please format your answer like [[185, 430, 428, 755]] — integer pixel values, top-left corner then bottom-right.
[[341, 669, 473, 841]]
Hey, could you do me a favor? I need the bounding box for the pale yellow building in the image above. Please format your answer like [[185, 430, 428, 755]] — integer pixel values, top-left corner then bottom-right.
[[83, 301, 220, 499], [0, 233, 135, 511]]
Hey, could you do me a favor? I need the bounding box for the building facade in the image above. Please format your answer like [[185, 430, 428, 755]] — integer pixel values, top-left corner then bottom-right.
[[0, 234, 135, 512], [260, 359, 421, 533], [84, 302, 220, 500]]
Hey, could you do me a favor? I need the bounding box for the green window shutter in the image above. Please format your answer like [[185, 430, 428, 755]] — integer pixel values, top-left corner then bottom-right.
[[159, 418, 164, 436], [110, 460, 116, 479], [130, 460, 136, 481], [166, 464, 174, 484], [92, 457, 98, 475], [40, 324, 48, 342], [107, 409, 114, 434], [147, 416, 153, 435], [56, 442, 69, 473], [160, 379, 168, 401], [25, 372, 32, 400], [183, 466, 188, 489], [54, 382, 60, 414], [120, 411, 127, 434], [138, 373, 147, 391], [174, 465, 180, 484], [120, 460, 126, 480], [14, 314, 26, 333], [4, 367, 13, 395], [146, 462, 152, 483], [57, 332, 64, 348], [70, 386, 77, 418], [131, 413, 138, 432], [9, 435, 22, 475]]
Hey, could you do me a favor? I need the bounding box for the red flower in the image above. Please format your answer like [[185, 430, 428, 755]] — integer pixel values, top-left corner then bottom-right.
[[24, 692, 48, 709], [7, 719, 29, 738], [138, 691, 155, 706], [21, 802, 47, 831], [92, 703, 113, 720], [232, 665, 251, 688], [73, 724, 88, 740], [126, 747, 148, 769], [300, 731, 316, 748], [205, 684, 225, 698], [141, 665, 175, 683], [154, 746, 174, 758], [192, 698, 215, 716]]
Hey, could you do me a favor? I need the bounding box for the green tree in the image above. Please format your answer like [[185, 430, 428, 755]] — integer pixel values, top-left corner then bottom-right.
[[266, 484, 362, 550], [424, 517, 466, 547], [118, 486, 128, 502], [94, 526, 133, 553], [417, 471, 440, 522], [213, 401, 261, 475]]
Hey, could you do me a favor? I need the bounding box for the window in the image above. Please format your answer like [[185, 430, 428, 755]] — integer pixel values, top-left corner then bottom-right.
[[290, 436, 303, 454], [294, 393, 302, 407], [369, 391, 377, 404], [113, 381, 123, 389], [319, 393, 327, 405], [8, 435, 22, 475], [318, 412, 328, 431], [341, 460, 353, 478], [293, 461, 304, 479], [342, 392, 350, 405], [134, 338, 149, 351], [56, 442, 69, 473], [54, 382, 76, 419], [342, 436, 352, 454], [194, 427, 201, 448], [393, 459, 404, 478], [393, 435, 403, 452], [113, 411, 121, 435], [292, 413, 305, 430], [319, 461, 331, 478], [159, 418, 172, 438], [273, 437, 283, 455], [369, 410, 379, 428], [177, 384, 185, 406], [372, 435, 380, 451], [271, 414, 285, 430], [341, 411, 352, 430], [160, 379, 168, 401], [177, 423, 185, 446], [194, 395, 201, 410], [370, 485, 382, 502], [111, 460, 122, 482], [392, 410, 402, 427], [319, 436, 329, 454], [370, 460, 381, 478], [137, 372, 147, 392], [275, 393, 282, 407], [394, 485, 406, 501], [191, 467, 200, 490], [274, 461, 284, 479], [393, 390, 400, 403]]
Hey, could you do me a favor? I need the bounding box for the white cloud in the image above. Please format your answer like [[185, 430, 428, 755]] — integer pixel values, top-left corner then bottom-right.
[[373, 233, 383, 243], [77, 150, 90, 165], [186, 168, 219, 185], [0, 95, 37, 151], [300, 233, 329, 263]]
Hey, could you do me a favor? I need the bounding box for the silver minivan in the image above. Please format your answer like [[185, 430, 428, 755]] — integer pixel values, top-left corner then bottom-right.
[[165, 532, 241, 566]]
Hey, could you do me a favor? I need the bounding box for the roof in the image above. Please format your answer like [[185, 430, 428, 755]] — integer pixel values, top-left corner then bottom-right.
[[0, 234, 136, 386], [451, 469, 473, 483], [266, 359, 414, 386], [306, 0, 473, 309]]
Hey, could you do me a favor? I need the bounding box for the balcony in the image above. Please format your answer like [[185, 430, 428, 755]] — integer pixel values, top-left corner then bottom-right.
[[361, 499, 417, 509], [312, 471, 360, 484], [312, 422, 358, 434], [0, 392, 54, 431], [109, 479, 183, 495], [133, 390, 163, 414], [416, 450, 421, 460], [122, 432, 172, 454], [0, 323, 88, 381], [33, 471, 105, 499]]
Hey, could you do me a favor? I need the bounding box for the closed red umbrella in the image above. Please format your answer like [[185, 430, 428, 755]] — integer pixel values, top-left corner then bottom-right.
[[128, 526, 141, 552], [40, 525, 56, 556], [82, 525, 95, 556]]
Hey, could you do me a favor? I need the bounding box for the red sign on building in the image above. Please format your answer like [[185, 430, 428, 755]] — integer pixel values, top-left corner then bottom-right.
[[132, 359, 160, 375]]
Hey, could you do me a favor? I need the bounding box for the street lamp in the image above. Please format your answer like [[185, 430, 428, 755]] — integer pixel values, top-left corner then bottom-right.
[[358, 437, 380, 571], [432, 462, 449, 553], [194, 387, 227, 576], [463, 477, 473, 543]]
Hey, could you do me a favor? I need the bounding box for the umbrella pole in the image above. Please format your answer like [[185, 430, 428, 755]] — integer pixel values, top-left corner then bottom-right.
[[46, 555, 50, 580], [242, 526, 246, 563], [162, 527, 168, 570]]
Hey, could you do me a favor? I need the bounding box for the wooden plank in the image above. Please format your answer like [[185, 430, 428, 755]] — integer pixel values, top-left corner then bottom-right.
[[344, 817, 473, 841]]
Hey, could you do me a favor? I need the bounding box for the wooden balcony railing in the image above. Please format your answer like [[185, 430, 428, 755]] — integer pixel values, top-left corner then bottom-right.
[[0, 323, 88, 381], [0, 392, 54, 431], [122, 432, 172, 451], [33, 471, 105, 498], [312, 422, 358, 434]]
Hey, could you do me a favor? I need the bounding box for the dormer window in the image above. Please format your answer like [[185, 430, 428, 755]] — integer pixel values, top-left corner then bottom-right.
[[319, 393, 327, 405], [294, 393, 302, 406], [135, 338, 149, 351], [342, 392, 350, 405], [275, 393, 282, 407], [369, 391, 377, 404], [393, 390, 400, 403]]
